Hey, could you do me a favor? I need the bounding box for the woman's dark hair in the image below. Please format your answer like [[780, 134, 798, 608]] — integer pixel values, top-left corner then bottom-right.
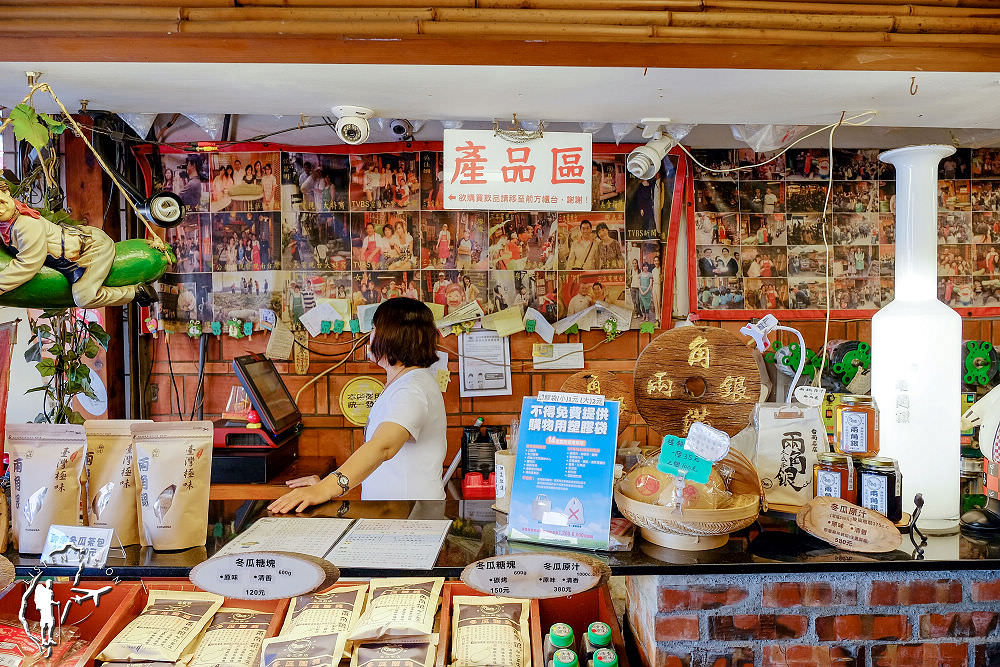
[[370, 297, 439, 368]]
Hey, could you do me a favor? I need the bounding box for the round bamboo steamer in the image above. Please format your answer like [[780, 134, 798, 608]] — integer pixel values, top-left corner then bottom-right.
[[633, 325, 765, 438], [560, 370, 636, 434]]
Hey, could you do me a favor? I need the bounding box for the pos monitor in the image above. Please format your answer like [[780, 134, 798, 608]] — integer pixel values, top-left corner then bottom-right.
[[221, 353, 304, 447]]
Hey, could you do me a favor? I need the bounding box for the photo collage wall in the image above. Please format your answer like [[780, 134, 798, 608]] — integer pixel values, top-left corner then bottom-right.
[[145, 148, 677, 331], [692, 147, 1000, 315]]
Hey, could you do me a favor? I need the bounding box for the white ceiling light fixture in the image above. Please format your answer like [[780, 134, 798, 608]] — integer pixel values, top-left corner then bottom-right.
[[626, 118, 678, 179], [331, 105, 374, 145]]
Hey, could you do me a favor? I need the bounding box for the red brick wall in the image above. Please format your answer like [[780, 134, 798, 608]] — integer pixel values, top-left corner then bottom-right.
[[147, 317, 998, 470], [627, 571, 1000, 667]]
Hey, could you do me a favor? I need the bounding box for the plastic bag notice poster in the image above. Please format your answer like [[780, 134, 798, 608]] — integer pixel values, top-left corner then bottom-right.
[[508, 392, 619, 550]]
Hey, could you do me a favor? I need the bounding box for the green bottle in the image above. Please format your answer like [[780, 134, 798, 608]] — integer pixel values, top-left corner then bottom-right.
[[582, 621, 612, 660], [589, 648, 618, 667], [543, 623, 576, 665]]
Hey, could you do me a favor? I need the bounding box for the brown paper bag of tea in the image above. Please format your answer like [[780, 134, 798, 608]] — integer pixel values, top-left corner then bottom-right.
[[84, 419, 150, 547], [260, 633, 348, 667], [7, 424, 88, 554], [280, 584, 367, 660], [97, 589, 223, 663], [348, 578, 444, 642], [187, 607, 272, 667], [349, 634, 438, 667], [451, 596, 530, 667], [132, 421, 213, 550]]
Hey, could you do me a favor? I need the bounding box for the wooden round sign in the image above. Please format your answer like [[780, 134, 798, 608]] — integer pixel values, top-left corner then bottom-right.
[[633, 326, 763, 438], [560, 370, 635, 434]]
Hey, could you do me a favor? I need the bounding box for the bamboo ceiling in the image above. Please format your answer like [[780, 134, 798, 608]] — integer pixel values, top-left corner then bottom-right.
[[3, 0, 1000, 45]]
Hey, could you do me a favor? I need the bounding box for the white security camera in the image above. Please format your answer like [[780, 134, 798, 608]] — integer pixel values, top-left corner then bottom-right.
[[627, 136, 678, 180], [332, 105, 374, 145], [389, 119, 413, 139]]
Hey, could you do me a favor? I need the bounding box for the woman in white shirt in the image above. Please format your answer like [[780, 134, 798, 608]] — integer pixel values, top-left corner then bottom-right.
[[270, 298, 447, 510]]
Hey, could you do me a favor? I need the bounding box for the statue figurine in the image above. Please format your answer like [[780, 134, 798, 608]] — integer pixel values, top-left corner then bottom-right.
[[0, 181, 157, 308]]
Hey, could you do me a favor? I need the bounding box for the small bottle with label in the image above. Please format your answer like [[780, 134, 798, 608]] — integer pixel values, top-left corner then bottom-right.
[[813, 452, 857, 504], [858, 456, 903, 522], [835, 395, 879, 458], [588, 647, 618, 667], [581, 621, 612, 662], [551, 648, 579, 667], [544, 624, 576, 666]]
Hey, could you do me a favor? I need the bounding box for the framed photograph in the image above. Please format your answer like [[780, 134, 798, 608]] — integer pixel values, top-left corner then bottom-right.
[[352, 212, 419, 271], [283, 152, 350, 213], [558, 212, 626, 271], [158, 153, 209, 212], [938, 245, 972, 276], [745, 278, 788, 309], [788, 278, 828, 310], [487, 212, 557, 271], [625, 155, 678, 240], [487, 270, 558, 322], [832, 278, 879, 309], [741, 214, 787, 246], [785, 184, 828, 213], [787, 245, 828, 278], [879, 244, 895, 276], [212, 212, 279, 272], [937, 211, 972, 244], [741, 246, 787, 278], [785, 149, 830, 181], [593, 154, 627, 212], [694, 180, 738, 213], [739, 181, 784, 215], [832, 246, 874, 278], [425, 269, 488, 315], [786, 213, 831, 245], [831, 149, 880, 181], [695, 212, 738, 246], [691, 149, 737, 181], [969, 181, 1000, 212], [696, 245, 741, 278], [210, 152, 281, 213], [737, 148, 787, 181], [156, 272, 214, 323], [349, 152, 420, 211], [166, 213, 212, 274], [212, 271, 281, 324], [557, 270, 629, 320], [282, 211, 352, 272], [833, 213, 877, 246], [420, 151, 445, 211], [625, 246, 663, 326], [832, 181, 879, 213], [939, 149, 970, 180], [972, 148, 1000, 179], [696, 277, 745, 310]]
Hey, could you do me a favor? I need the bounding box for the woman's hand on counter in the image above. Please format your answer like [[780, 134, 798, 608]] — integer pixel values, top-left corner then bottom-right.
[[285, 475, 321, 488], [268, 477, 338, 514]]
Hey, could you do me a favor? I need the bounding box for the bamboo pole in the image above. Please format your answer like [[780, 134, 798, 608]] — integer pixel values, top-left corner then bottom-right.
[[421, 19, 655, 37], [887, 29, 1000, 42], [651, 24, 885, 41], [184, 7, 433, 20], [670, 10, 895, 30], [0, 18, 179, 31], [177, 18, 420, 34], [704, 0, 1000, 17], [1, 5, 180, 19], [0, 0, 228, 5], [236, 0, 471, 6], [474, 0, 702, 9], [895, 14, 1000, 32], [435, 7, 674, 24]]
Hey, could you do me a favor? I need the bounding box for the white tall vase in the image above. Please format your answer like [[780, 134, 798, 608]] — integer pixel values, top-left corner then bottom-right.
[[872, 144, 961, 534]]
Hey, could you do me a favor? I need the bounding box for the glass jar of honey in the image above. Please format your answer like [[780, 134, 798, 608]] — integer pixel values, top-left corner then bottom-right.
[[858, 456, 902, 522], [835, 395, 879, 457], [813, 452, 857, 504]]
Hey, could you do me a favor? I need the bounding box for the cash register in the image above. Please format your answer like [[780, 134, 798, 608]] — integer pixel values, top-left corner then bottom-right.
[[212, 353, 304, 483]]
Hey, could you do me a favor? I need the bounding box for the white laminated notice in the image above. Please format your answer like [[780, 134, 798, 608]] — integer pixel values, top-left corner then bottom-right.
[[683, 422, 731, 461]]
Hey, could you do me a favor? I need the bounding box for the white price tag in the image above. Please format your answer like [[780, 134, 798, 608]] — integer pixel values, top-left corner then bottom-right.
[[41, 525, 114, 567], [462, 552, 610, 599], [537, 391, 604, 405], [847, 370, 871, 395], [190, 551, 339, 601], [794, 385, 827, 407]]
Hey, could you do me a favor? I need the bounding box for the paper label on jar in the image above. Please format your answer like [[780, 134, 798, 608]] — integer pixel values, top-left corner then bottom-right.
[[815, 469, 842, 498], [861, 473, 888, 515], [840, 411, 868, 454], [496, 463, 507, 499]]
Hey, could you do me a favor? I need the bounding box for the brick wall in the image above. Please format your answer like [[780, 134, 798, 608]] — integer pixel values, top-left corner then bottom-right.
[[147, 317, 998, 470], [627, 571, 1000, 667]]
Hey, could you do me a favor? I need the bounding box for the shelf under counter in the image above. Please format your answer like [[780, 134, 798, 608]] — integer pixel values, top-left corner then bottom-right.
[[7, 499, 1000, 579]]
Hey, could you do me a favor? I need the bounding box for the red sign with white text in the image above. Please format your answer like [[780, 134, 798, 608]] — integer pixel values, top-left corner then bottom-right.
[[443, 130, 593, 211]]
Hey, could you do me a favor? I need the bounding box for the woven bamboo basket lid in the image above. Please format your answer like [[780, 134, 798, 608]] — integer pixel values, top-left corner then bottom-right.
[[560, 370, 635, 434], [633, 325, 764, 438]]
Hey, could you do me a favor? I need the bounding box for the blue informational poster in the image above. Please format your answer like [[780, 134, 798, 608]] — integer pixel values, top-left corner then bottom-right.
[[508, 391, 620, 551]]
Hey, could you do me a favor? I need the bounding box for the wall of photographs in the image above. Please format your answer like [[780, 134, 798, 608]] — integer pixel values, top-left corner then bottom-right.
[[691, 147, 1000, 317], [145, 146, 677, 330]]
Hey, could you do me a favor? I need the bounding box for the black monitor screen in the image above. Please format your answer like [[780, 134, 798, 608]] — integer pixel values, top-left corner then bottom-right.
[[233, 354, 301, 437]]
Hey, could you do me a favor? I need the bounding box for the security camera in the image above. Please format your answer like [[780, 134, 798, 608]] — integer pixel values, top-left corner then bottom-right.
[[332, 105, 374, 145], [627, 136, 678, 180], [389, 119, 413, 140]]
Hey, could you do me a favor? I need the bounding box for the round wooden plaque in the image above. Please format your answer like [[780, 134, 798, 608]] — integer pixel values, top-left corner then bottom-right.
[[560, 370, 635, 434], [633, 326, 763, 438]]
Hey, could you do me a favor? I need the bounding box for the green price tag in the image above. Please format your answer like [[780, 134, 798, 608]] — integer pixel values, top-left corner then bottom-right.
[[349, 319, 360, 334], [334, 320, 344, 334], [640, 322, 655, 334], [243, 321, 253, 337], [656, 435, 712, 484], [525, 319, 536, 333], [210, 321, 222, 336], [321, 320, 332, 335]]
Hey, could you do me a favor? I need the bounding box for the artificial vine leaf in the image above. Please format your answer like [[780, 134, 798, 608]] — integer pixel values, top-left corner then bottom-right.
[[9, 104, 51, 151], [38, 113, 66, 135], [35, 358, 56, 377], [83, 339, 99, 359], [23, 341, 41, 363], [88, 321, 110, 348]]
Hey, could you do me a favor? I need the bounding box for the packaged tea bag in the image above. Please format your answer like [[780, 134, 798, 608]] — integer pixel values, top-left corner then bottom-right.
[[97, 589, 223, 663], [349, 635, 438, 667], [348, 578, 444, 642], [132, 421, 213, 550], [260, 633, 347, 667], [451, 596, 530, 667], [84, 419, 150, 547], [280, 584, 367, 637], [7, 424, 87, 554], [187, 607, 272, 667]]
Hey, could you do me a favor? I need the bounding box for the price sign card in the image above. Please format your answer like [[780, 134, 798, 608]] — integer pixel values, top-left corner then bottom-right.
[[191, 551, 339, 600], [41, 525, 114, 567], [461, 552, 611, 599], [508, 394, 619, 550]]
